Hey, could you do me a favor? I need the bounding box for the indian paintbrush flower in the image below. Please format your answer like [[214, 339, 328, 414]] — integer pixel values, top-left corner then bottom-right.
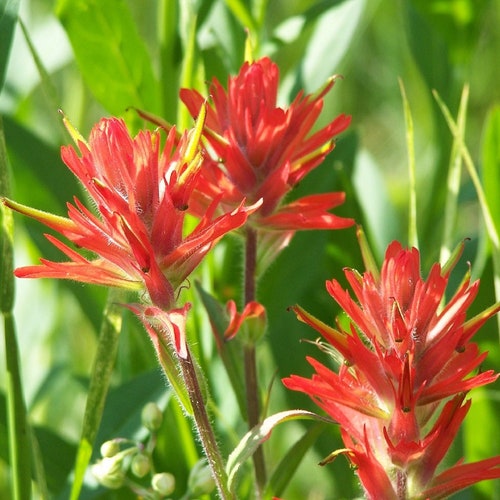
[[180, 57, 354, 265], [2, 109, 257, 310], [283, 240, 500, 499]]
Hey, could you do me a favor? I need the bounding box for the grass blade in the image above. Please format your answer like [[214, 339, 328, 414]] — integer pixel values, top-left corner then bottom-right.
[[1, 116, 32, 499], [70, 288, 124, 500], [438, 85, 468, 265], [398, 79, 418, 249]]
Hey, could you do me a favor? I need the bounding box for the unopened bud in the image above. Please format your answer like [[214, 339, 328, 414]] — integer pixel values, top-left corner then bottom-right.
[[131, 453, 151, 478], [141, 402, 163, 431], [152, 472, 175, 496], [187, 459, 216, 496], [91, 456, 125, 489], [100, 440, 120, 458]]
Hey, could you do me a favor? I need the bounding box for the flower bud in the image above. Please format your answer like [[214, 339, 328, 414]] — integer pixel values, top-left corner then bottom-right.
[[131, 453, 151, 478], [151, 472, 175, 496], [100, 440, 120, 458], [224, 300, 267, 344], [141, 402, 163, 431], [91, 456, 125, 489], [187, 459, 216, 496]]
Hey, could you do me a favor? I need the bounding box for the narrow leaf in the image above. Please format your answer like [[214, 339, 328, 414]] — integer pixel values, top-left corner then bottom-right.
[[18, 19, 64, 135], [195, 281, 247, 417], [0, 0, 19, 91], [226, 410, 333, 493], [70, 288, 124, 500], [434, 88, 500, 340], [265, 422, 327, 498], [439, 85, 468, 265], [398, 79, 418, 249], [1, 115, 33, 500]]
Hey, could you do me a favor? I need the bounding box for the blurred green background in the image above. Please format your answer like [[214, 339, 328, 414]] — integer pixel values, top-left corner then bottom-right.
[[1, 0, 500, 498]]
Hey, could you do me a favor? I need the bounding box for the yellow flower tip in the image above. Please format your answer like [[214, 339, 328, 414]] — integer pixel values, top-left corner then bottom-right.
[[2, 197, 76, 230], [244, 30, 255, 63], [184, 101, 207, 164], [356, 225, 381, 281], [319, 448, 353, 466], [60, 110, 88, 147]]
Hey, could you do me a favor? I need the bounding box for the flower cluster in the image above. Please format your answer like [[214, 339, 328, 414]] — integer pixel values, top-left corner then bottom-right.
[[4, 53, 500, 500], [283, 240, 500, 499], [180, 56, 354, 263]]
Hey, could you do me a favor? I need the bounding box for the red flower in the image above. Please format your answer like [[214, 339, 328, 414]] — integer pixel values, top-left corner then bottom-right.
[[180, 57, 354, 239], [283, 240, 500, 498], [224, 300, 267, 341], [3, 114, 257, 309]]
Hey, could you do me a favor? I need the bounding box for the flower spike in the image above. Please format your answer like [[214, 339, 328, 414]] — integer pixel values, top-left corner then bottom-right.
[[284, 240, 500, 498]]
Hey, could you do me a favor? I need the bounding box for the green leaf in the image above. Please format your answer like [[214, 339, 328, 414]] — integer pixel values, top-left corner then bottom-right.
[[403, 0, 452, 96], [296, 0, 367, 93], [32, 427, 76, 496], [55, 0, 161, 119], [226, 410, 333, 493], [0, 0, 19, 91], [1, 115, 34, 500], [195, 281, 247, 418], [482, 105, 500, 239], [399, 79, 418, 249], [265, 422, 327, 498], [439, 84, 468, 265], [70, 288, 125, 500], [463, 386, 500, 498], [95, 370, 171, 444]]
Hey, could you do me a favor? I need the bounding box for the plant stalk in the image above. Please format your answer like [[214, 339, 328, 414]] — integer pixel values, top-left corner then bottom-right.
[[244, 227, 266, 496], [178, 345, 233, 499]]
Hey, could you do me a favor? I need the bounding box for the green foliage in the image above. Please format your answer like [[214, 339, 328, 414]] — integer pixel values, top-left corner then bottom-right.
[[1, 0, 499, 498]]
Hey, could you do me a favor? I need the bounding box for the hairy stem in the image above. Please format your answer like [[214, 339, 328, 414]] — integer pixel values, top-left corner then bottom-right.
[[179, 346, 233, 500]]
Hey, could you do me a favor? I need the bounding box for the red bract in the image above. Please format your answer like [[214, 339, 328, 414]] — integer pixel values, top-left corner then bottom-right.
[[283, 241, 500, 499], [3, 115, 256, 309], [180, 57, 354, 238]]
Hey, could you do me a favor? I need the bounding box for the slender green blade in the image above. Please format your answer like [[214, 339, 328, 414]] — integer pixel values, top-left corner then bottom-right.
[[70, 288, 124, 500], [399, 79, 418, 249], [1, 116, 32, 500], [0, 0, 19, 91], [226, 410, 332, 493], [265, 422, 327, 498], [439, 85, 468, 265]]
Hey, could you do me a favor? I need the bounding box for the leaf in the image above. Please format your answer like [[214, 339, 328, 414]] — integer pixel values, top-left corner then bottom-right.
[[1, 115, 35, 500], [482, 105, 500, 239], [439, 84, 468, 265], [32, 426, 76, 496], [226, 410, 333, 493], [265, 422, 327, 498], [0, 0, 19, 91], [70, 288, 125, 500], [195, 281, 247, 417], [399, 79, 418, 249], [298, 0, 367, 93], [55, 0, 161, 118]]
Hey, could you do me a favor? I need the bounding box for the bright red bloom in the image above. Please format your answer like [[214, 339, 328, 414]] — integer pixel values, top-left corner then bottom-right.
[[3, 116, 257, 309], [180, 57, 354, 240], [283, 241, 500, 499], [224, 300, 267, 341]]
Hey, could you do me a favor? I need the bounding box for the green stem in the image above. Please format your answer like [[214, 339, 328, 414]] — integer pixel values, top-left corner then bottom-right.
[[244, 227, 266, 497], [178, 346, 233, 500]]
